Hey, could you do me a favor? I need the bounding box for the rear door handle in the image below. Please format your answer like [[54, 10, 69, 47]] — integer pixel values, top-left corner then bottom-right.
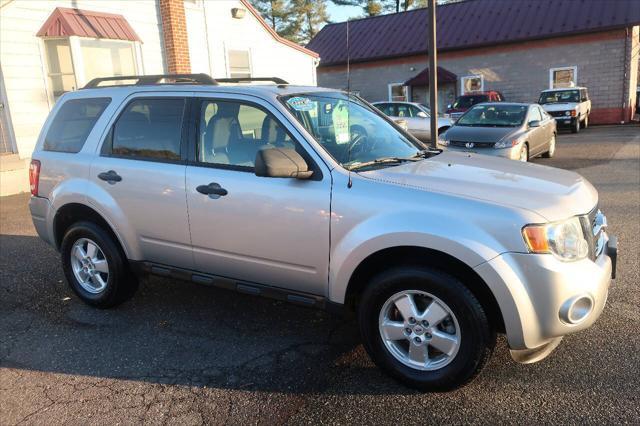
[[196, 182, 228, 198], [98, 170, 122, 184]]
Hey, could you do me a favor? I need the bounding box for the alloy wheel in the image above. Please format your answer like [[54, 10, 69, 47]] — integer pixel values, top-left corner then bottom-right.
[[378, 290, 461, 371], [70, 238, 109, 294]]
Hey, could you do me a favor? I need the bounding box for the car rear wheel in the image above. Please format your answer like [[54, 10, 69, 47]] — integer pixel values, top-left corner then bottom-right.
[[61, 221, 138, 308], [542, 134, 556, 158], [358, 266, 495, 391]]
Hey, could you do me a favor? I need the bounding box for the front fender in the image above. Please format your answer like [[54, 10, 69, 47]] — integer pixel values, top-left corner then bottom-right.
[[329, 209, 511, 304]]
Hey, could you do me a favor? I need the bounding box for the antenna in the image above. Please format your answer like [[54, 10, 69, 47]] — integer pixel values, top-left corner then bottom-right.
[[346, 19, 353, 189]]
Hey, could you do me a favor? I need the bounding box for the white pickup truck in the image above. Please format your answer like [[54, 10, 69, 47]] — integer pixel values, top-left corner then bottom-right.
[[539, 87, 591, 133]]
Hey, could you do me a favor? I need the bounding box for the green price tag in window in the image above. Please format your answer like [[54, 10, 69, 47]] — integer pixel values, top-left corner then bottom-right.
[[333, 101, 350, 144]]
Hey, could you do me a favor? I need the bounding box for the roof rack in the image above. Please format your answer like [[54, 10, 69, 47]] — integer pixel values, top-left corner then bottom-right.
[[216, 77, 289, 85], [83, 73, 218, 89]]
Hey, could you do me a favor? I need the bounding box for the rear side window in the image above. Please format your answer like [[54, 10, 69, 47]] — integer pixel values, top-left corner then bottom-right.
[[43, 98, 111, 153], [107, 98, 185, 161]]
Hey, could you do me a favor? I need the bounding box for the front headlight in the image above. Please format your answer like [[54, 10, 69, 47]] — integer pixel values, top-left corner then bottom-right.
[[564, 111, 571, 116], [522, 216, 589, 261], [438, 137, 449, 146], [494, 139, 519, 149]]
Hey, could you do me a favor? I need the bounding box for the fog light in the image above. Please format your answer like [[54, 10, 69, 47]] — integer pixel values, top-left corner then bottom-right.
[[559, 295, 594, 324]]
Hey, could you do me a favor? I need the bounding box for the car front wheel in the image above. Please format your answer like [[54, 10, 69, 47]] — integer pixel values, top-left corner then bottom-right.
[[358, 267, 495, 391], [572, 117, 580, 133]]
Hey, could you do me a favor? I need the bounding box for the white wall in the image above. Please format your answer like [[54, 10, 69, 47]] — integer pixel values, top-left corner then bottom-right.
[[0, 0, 166, 158], [186, 0, 317, 86]]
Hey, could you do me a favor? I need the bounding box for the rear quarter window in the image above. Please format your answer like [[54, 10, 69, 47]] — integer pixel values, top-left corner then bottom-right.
[[43, 98, 111, 153]]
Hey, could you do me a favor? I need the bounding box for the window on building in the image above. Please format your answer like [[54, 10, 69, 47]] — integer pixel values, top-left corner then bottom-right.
[[388, 83, 409, 102], [197, 100, 294, 168], [460, 75, 483, 94], [43, 39, 77, 99], [43, 98, 111, 153], [228, 50, 251, 78], [108, 98, 185, 161], [80, 39, 137, 84], [550, 66, 577, 89]]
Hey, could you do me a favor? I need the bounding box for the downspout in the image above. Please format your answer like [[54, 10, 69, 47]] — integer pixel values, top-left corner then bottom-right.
[[202, 0, 213, 76], [621, 27, 630, 124]]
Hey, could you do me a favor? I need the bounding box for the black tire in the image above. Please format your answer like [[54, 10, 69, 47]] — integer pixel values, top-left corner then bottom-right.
[[358, 266, 496, 391], [61, 221, 138, 308], [571, 117, 580, 133]]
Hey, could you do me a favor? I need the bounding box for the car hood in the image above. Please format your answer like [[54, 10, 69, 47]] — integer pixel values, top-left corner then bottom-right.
[[359, 151, 597, 221], [541, 103, 578, 112], [444, 125, 519, 143]]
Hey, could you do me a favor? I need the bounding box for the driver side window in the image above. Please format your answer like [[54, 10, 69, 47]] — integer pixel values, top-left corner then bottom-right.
[[529, 107, 543, 123], [197, 100, 294, 169]]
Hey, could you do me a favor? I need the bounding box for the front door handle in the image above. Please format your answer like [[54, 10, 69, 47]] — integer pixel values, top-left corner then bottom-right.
[[98, 170, 122, 184], [196, 182, 228, 198]]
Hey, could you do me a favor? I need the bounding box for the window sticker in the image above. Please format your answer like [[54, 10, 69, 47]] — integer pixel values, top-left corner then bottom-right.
[[333, 101, 350, 144], [287, 96, 315, 111]]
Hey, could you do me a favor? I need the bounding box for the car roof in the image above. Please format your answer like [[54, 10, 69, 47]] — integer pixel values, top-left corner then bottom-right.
[[458, 91, 500, 96], [541, 87, 587, 92], [472, 102, 531, 107]]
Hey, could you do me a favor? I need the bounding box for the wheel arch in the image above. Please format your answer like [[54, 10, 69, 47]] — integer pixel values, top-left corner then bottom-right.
[[53, 203, 129, 259], [344, 246, 505, 333]]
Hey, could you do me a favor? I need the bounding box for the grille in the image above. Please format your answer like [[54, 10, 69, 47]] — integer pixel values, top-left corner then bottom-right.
[[549, 111, 569, 118], [449, 140, 495, 148]]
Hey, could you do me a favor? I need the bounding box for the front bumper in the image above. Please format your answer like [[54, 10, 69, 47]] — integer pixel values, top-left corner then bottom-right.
[[553, 116, 577, 127], [474, 233, 616, 361]]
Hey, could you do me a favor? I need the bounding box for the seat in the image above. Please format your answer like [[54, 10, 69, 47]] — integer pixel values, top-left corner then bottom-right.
[[261, 115, 287, 147], [202, 103, 242, 164]]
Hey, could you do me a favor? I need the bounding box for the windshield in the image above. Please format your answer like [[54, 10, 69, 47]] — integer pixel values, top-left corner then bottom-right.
[[282, 92, 425, 170], [452, 95, 488, 110], [456, 104, 527, 127], [539, 90, 580, 104]]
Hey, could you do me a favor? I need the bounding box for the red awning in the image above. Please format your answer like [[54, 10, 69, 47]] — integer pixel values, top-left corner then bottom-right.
[[36, 7, 140, 42], [404, 67, 457, 86]]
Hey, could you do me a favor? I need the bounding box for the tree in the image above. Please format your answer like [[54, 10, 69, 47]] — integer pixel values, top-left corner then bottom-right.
[[249, 0, 293, 33], [287, 0, 331, 44], [331, 0, 429, 16]]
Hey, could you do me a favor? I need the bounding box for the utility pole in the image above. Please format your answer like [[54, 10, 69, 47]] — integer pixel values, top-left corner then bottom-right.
[[428, 0, 438, 149]]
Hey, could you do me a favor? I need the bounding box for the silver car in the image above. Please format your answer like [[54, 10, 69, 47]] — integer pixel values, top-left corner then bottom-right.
[[373, 101, 452, 142], [29, 74, 616, 391], [439, 102, 557, 161]]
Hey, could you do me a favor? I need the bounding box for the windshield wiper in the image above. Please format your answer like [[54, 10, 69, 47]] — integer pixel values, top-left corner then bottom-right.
[[347, 156, 420, 171]]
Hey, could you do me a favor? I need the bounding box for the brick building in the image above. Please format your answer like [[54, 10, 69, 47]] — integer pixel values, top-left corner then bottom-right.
[[307, 0, 639, 124], [0, 0, 318, 195]]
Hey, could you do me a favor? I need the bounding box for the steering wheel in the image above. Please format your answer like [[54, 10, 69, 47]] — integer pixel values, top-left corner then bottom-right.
[[345, 127, 369, 160]]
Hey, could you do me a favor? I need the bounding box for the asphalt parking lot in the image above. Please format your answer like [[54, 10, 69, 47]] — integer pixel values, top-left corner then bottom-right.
[[1, 125, 639, 425]]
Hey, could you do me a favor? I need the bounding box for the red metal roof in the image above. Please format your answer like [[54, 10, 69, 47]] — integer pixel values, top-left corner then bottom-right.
[[404, 66, 457, 85], [308, 0, 640, 67], [36, 7, 141, 42]]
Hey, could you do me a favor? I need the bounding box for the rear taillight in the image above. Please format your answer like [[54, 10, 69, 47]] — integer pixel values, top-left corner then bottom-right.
[[29, 159, 41, 196]]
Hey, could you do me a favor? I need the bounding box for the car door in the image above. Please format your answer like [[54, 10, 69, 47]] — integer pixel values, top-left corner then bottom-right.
[[92, 93, 193, 268], [524, 106, 544, 156], [537, 106, 554, 150], [184, 94, 331, 296]]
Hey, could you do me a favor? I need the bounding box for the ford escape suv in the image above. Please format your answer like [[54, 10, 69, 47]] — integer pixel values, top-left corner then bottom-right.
[[29, 74, 617, 391]]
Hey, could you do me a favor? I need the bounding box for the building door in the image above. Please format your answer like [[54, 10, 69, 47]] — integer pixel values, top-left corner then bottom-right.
[[0, 66, 16, 154]]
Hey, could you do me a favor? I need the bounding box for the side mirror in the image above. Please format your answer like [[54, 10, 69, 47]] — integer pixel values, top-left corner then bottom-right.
[[581, 97, 588, 102], [255, 148, 313, 179], [416, 111, 428, 118], [528, 120, 541, 128]]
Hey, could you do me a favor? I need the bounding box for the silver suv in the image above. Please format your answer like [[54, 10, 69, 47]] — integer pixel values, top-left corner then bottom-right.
[[29, 74, 617, 391]]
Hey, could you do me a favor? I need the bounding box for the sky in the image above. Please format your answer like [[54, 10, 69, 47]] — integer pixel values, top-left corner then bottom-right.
[[326, 3, 363, 24]]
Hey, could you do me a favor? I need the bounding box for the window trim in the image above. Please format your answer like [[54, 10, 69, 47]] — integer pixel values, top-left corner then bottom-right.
[[226, 47, 252, 79], [460, 75, 484, 94], [100, 96, 191, 165], [549, 66, 577, 89], [187, 97, 323, 180], [387, 83, 409, 102]]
